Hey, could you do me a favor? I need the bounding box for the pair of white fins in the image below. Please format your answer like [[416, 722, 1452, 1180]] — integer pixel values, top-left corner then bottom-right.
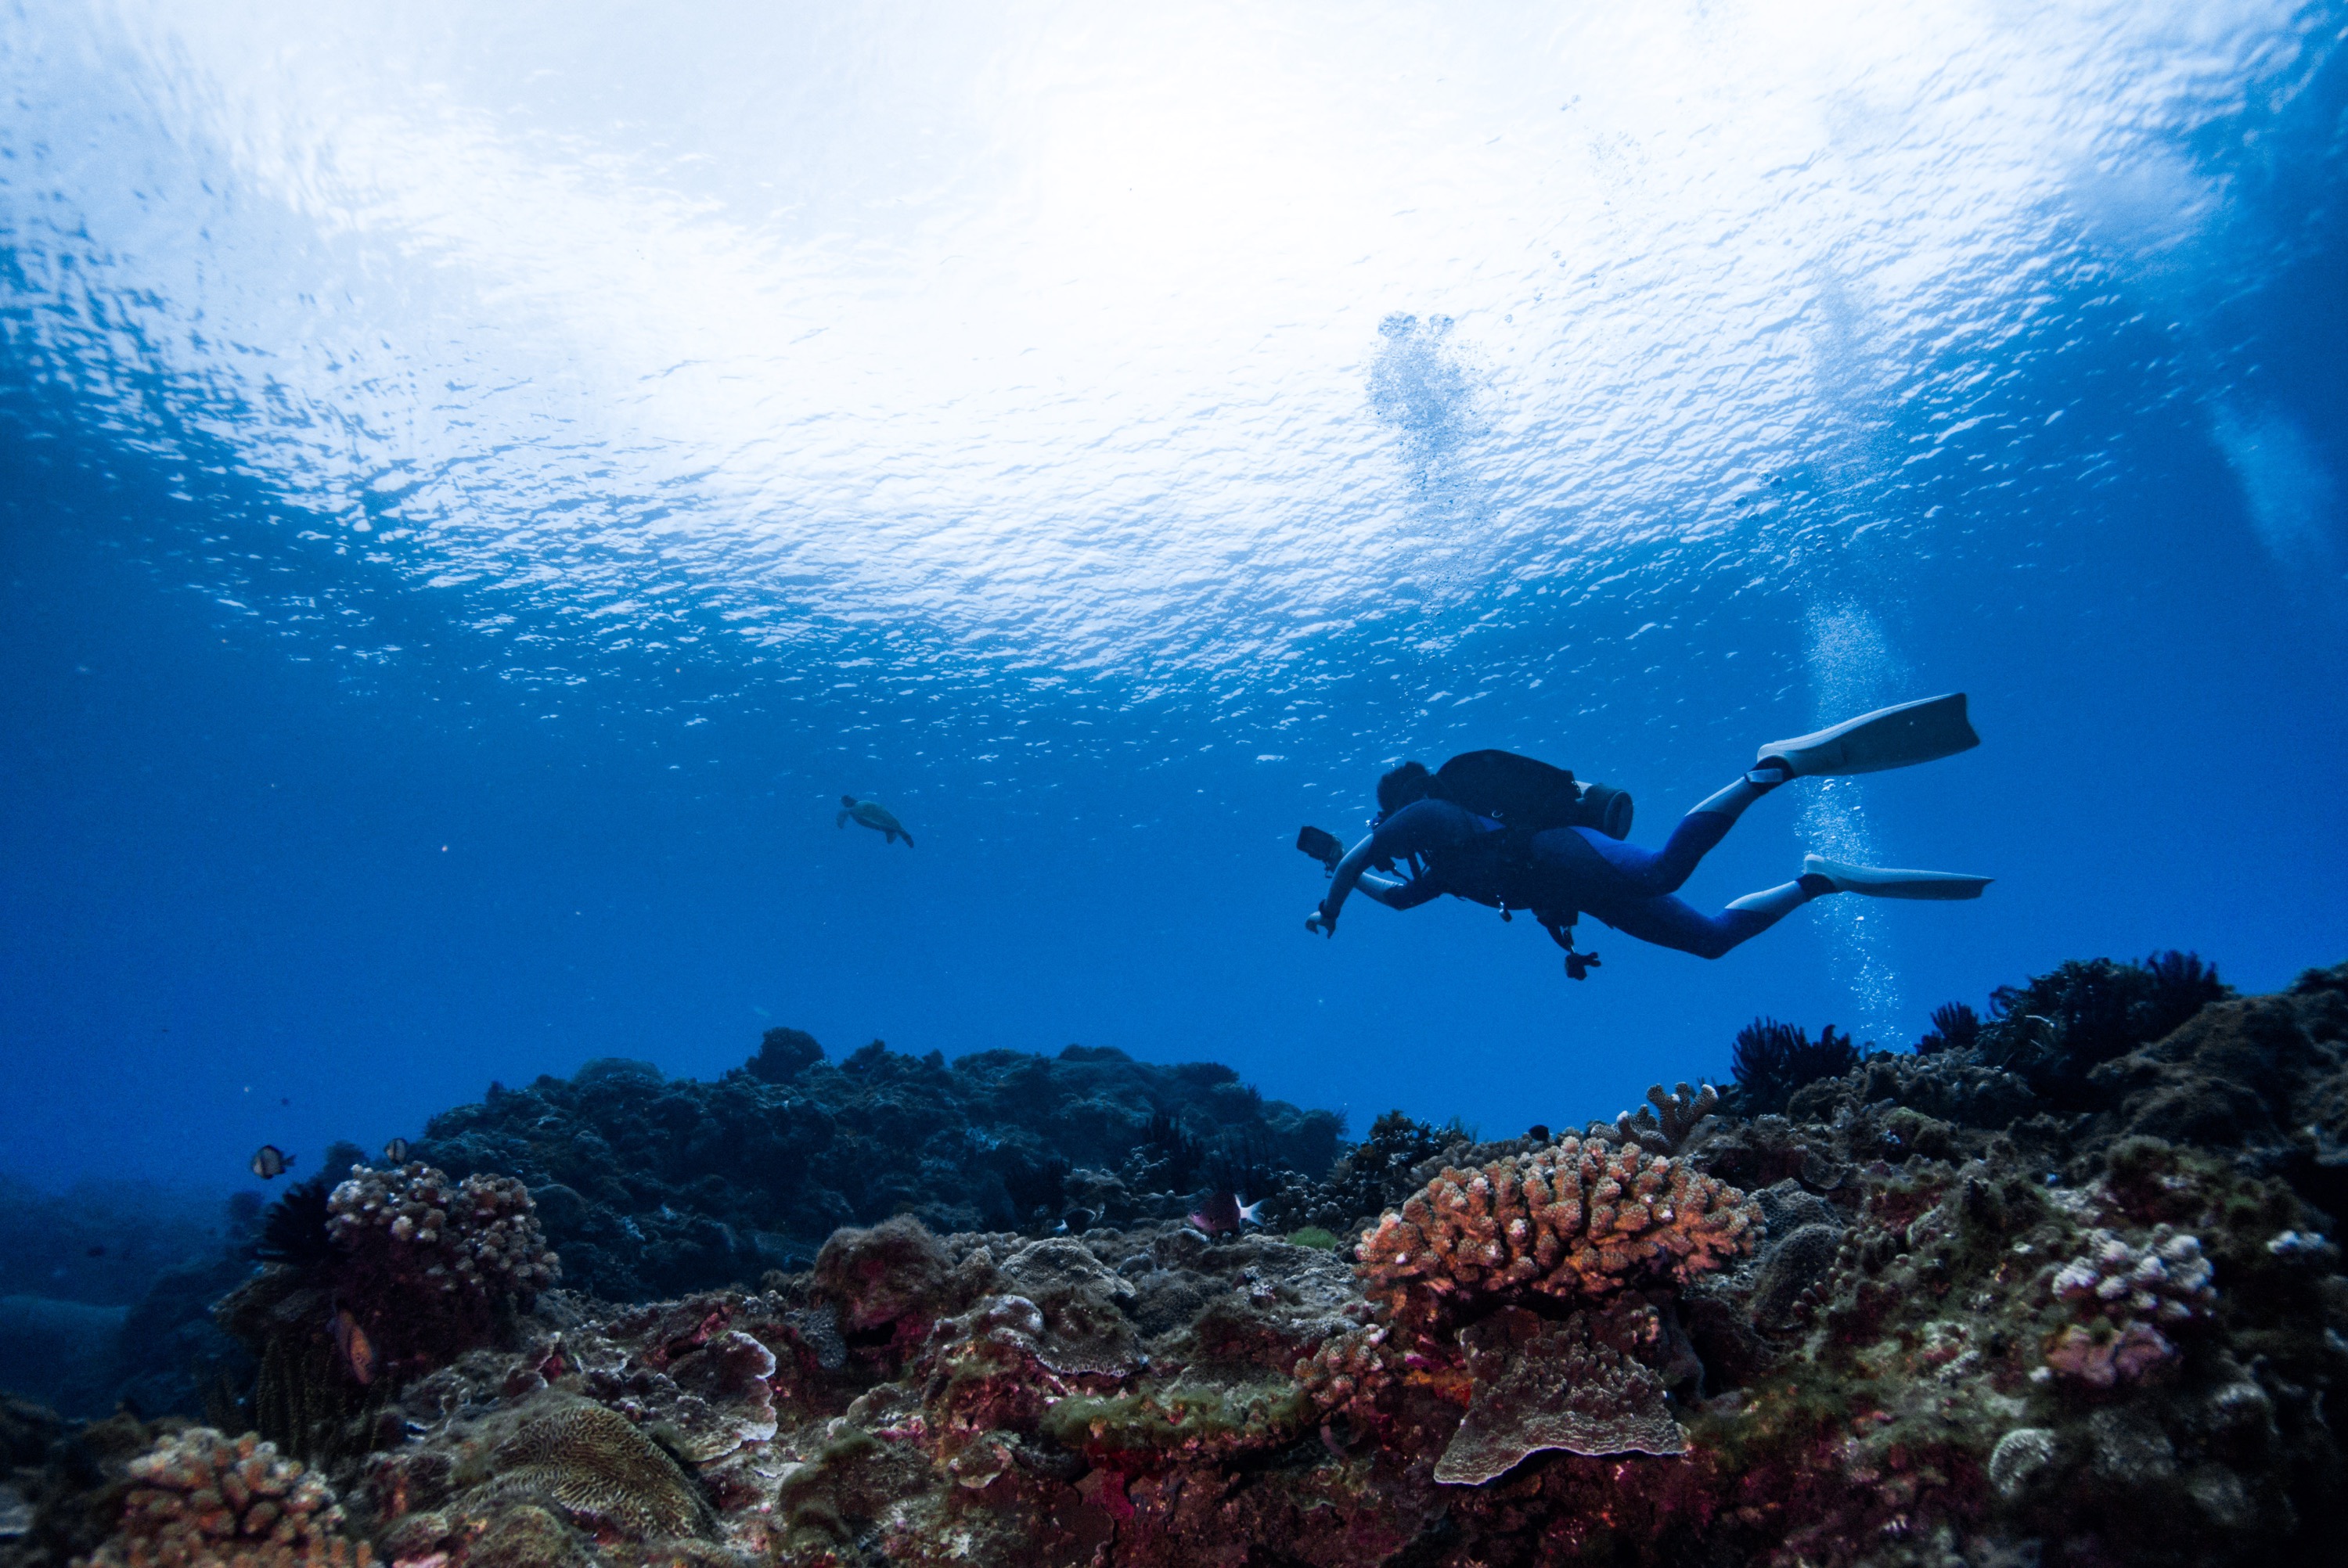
[[1759, 692, 1991, 901]]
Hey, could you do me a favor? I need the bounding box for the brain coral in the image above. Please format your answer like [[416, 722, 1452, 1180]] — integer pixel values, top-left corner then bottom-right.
[[77, 1428, 373, 1568], [488, 1400, 714, 1538], [1356, 1135, 1759, 1313]]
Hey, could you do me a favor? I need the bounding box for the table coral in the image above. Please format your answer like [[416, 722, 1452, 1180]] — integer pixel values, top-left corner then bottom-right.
[[1355, 1135, 1759, 1314], [76, 1428, 372, 1568], [1434, 1304, 1686, 1484]]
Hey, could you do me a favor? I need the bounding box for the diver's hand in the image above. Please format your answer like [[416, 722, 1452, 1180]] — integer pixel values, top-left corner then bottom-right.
[[1305, 903, 1336, 937]]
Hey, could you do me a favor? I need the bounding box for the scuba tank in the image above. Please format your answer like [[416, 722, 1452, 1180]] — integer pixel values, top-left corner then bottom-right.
[[1427, 750, 1634, 841]]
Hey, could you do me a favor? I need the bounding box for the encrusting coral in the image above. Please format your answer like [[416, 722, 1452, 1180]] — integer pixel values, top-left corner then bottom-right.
[[1355, 1135, 1759, 1316], [74, 1429, 371, 1568]]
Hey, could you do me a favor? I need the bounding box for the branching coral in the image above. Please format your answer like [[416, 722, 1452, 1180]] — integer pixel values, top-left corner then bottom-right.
[[2040, 1226, 2215, 1387], [1354, 1135, 1759, 1316], [1294, 1318, 1406, 1412], [312, 1163, 557, 1382], [77, 1428, 372, 1568], [326, 1164, 556, 1304], [1609, 1083, 1720, 1155]]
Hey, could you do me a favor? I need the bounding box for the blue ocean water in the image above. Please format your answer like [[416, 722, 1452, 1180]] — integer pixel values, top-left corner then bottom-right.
[[2, 0, 2344, 1200]]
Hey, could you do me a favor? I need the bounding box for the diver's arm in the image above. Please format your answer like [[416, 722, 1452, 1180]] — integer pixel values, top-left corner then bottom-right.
[[1305, 834, 1385, 935], [1305, 800, 1472, 935]]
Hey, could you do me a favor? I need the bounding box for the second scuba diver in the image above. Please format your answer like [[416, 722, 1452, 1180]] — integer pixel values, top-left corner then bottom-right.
[[1300, 694, 1990, 976]]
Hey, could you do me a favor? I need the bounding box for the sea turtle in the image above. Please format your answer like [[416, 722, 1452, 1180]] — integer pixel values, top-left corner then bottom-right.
[[837, 795, 914, 847]]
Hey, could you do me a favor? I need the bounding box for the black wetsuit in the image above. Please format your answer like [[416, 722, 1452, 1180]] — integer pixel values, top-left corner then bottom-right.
[[1362, 798, 1785, 959]]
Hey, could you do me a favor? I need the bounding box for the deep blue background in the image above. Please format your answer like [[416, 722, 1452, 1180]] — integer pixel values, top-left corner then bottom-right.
[[4, 0, 2346, 1199]]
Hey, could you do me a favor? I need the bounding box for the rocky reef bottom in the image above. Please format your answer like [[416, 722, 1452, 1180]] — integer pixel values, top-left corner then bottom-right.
[[6, 959, 2348, 1567]]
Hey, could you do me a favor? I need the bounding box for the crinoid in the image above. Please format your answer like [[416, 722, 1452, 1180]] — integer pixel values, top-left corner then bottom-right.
[[252, 1175, 340, 1270], [1136, 1109, 1205, 1190], [1730, 1019, 1858, 1113], [1916, 1001, 1981, 1056]]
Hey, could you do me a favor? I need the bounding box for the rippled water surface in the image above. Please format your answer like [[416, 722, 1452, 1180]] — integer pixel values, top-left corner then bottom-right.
[[5, 0, 2346, 1185]]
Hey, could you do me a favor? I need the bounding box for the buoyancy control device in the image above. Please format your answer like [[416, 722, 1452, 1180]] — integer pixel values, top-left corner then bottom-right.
[[1427, 751, 1623, 978], [1426, 750, 1633, 841]]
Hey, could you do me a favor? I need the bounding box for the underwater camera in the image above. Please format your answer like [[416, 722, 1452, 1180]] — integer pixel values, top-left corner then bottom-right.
[[1295, 825, 1345, 875]]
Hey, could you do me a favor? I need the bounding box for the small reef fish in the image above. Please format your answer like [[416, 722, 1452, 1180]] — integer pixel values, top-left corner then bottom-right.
[[250, 1145, 295, 1180], [837, 795, 914, 847], [334, 1309, 376, 1386], [1188, 1191, 1264, 1236], [384, 1138, 410, 1163]]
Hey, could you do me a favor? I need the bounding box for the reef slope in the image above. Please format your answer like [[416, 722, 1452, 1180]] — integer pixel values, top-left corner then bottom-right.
[[9, 958, 2347, 1568]]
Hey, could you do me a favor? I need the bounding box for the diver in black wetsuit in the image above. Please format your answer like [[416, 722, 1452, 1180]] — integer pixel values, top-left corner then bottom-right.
[[1302, 695, 1992, 969]]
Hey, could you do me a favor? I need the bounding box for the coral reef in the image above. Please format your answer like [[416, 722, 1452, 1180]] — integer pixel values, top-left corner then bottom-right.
[[1606, 1081, 1722, 1154], [322, 1164, 558, 1371], [482, 1401, 711, 1537], [1729, 1018, 1863, 1113], [74, 1428, 370, 1568], [409, 1036, 1344, 1300], [200, 1165, 556, 1463], [16, 952, 2348, 1568], [1355, 1135, 1759, 1315]]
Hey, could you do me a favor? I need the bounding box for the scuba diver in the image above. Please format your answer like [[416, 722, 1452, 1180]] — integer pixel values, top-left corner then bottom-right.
[[1298, 694, 1990, 977]]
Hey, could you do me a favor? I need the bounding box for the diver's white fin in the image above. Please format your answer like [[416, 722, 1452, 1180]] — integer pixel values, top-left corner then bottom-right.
[[1803, 854, 1990, 901], [1761, 692, 1979, 778]]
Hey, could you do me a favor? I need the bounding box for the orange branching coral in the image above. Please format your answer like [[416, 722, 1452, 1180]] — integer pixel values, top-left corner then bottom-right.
[[1294, 1322, 1408, 1412], [77, 1428, 374, 1568], [1356, 1136, 1759, 1311]]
